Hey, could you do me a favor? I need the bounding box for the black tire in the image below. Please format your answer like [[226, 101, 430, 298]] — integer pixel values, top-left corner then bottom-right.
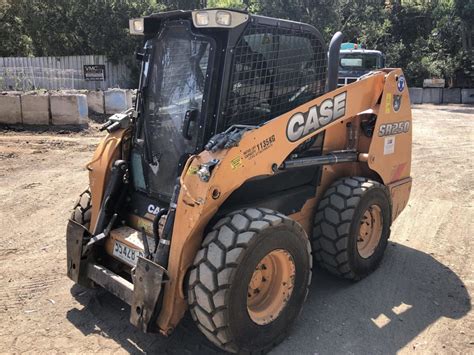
[[312, 177, 391, 280], [71, 189, 92, 230], [188, 208, 312, 353]]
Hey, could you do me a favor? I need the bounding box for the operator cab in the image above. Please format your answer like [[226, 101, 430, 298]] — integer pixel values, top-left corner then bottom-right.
[[128, 9, 328, 218]]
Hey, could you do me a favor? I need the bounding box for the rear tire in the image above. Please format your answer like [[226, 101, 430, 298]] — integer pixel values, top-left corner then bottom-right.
[[188, 208, 312, 353], [312, 177, 391, 280], [71, 189, 92, 230]]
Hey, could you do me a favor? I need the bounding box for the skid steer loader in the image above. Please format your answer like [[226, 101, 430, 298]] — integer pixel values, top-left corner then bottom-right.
[[66, 8, 412, 353]]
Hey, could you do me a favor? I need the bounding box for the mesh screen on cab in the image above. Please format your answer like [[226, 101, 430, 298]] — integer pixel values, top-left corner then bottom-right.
[[223, 23, 327, 129]]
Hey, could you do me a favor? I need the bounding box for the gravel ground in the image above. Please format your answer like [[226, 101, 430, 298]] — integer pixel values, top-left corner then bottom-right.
[[0, 105, 472, 354]]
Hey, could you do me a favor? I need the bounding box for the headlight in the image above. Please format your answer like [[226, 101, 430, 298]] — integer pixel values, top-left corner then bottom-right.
[[129, 18, 144, 35], [216, 11, 231, 26], [192, 10, 248, 28], [195, 12, 209, 26]]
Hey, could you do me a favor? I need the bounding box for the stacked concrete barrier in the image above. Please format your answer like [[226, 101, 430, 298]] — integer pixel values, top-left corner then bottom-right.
[[50, 94, 88, 125], [409, 88, 423, 104], [86, 90, 105, 114], [104, 89, 133, 114], [461, 89, 474, 104], [0, 93, 22, 124], [442, 88, 461, 104], [422, 88, 443, 104], [21, 92, 50, 125]]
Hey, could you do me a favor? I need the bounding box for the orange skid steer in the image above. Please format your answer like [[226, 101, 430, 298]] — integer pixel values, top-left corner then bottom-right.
[[66, 8, 412, 353]]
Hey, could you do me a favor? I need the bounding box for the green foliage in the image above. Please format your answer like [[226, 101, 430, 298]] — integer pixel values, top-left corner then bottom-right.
[[0, 0, 471, 86]]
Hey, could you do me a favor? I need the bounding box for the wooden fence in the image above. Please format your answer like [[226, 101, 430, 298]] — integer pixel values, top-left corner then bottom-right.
[[0, 55, 132, 91]]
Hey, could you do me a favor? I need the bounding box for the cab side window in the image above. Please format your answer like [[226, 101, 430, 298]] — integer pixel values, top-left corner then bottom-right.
[[224, 24, 326, 129]]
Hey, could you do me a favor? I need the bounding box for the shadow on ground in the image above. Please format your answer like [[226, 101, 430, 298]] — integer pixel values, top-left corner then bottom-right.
[[67, 242, 471, 354]]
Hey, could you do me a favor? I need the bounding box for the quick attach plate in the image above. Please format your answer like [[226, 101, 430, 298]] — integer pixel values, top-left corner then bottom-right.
[[130, 257, 168, 332], [66, 219, 92, 287]]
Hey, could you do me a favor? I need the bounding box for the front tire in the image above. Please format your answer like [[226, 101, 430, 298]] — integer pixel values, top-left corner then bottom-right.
[[312, 177, 391, 280], [71, 189, 92, 230], [188, 208, 312, 353]]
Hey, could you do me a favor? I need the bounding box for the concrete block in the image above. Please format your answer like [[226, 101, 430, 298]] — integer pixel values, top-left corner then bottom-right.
[[423, 78, 445, 88], [126, 90, 133, 107], [86, 90, 105, 114], [461, 89, 474, 104], [1, 91, 23, 96], [50, 94, 88, 125], [105, 89, 132, 114], [409, 87, 423, 104], [21, 93, 50, 125], [442, 88, 461, 104], [0, 95, 22, 124], [422, 88, 442, 104], [63, 89, 87, 95]]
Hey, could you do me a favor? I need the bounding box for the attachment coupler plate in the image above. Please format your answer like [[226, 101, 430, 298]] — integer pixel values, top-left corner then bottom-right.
[[130, 257, 167, 332]]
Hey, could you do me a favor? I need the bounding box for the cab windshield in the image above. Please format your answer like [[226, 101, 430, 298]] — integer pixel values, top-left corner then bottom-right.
[[138, 23, 212, 199], [339, 53, 383, 71]]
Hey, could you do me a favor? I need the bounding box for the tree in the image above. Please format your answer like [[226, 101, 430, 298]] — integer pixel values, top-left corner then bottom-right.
[[0, 0, 471, 86], [0, 0, 33, 57]]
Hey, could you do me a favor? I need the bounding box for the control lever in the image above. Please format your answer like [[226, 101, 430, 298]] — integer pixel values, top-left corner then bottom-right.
[[141, 228, 152, 260], [182, 109, 198, 140]]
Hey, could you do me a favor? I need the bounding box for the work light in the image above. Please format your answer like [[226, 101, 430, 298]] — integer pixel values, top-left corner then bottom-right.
[[216, 11, 231, 26], [129, 18, 144, 35], [195, 12, 209, 26]]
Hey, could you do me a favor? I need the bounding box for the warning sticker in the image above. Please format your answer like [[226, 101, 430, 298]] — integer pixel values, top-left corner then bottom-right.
[[187, 165, 198, 175], [385, 93, 392, 114], [230, 156, 242, 170], [384, 136, 395, 155]]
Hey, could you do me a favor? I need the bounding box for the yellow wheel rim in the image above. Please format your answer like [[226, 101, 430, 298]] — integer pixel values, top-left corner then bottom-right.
[[357, 204, 383, 258], [247, 249, 295, 325]]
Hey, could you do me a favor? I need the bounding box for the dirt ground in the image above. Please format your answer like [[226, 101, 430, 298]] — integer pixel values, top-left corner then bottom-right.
[[0, 105, 472, 354]]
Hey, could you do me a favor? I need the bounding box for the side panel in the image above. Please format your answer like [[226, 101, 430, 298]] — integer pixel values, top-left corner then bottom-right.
[[87, 129, 128, 232], [156, 72, 389, 332], [368, 70, 412, 184], [388, 177, 412, 222]]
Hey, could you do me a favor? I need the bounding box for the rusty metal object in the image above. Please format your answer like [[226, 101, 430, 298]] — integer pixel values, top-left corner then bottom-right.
[[130, 257, 167, 332], [66, 219, 92, 287], [87, 263, 134, 304]]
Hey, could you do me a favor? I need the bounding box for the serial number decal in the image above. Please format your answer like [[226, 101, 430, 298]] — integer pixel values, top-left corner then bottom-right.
[[286, 92, 347, 142], [378, 121, 410, 137], [243, 135, 276, 159]]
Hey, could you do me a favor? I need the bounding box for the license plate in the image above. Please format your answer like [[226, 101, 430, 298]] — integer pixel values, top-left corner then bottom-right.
[[112, 240, 144, 266]]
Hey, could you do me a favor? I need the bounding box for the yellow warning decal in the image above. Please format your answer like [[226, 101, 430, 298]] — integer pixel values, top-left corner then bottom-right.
[[187, 165, 199, 175], [230, 156, 242, 170], [385, 93, 392, 114]]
